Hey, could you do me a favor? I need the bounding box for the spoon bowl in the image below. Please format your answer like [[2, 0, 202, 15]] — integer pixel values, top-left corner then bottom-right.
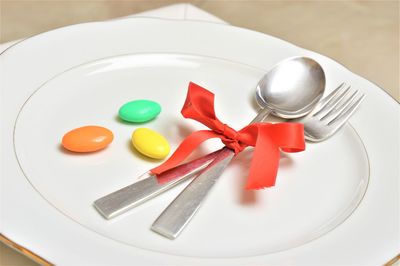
[[256, 57, 326, 119]]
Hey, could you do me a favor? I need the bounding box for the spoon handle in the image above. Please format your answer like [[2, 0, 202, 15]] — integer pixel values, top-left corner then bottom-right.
[[250, 107, 271, 123]]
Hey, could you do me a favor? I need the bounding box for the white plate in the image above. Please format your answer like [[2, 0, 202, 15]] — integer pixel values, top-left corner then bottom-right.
[[1, 18, 398, 265]]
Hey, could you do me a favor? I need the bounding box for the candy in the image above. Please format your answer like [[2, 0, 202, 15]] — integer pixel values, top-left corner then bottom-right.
[[119, 100, 161, 123], [62, 126, 113, 152], [132, 128, 170, 159]]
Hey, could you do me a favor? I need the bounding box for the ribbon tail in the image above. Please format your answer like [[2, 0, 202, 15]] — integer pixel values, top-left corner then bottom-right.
[[245, 129, 280, 190], [150, 130, 222, 175]]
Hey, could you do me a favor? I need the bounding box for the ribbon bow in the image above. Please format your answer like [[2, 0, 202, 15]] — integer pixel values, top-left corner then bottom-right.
[[151, 82, 305, 189]]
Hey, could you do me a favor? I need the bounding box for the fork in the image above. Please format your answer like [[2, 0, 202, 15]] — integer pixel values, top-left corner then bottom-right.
[[151, 83, 365, 239], [94, 83, 365, 221], [296, 82, 365, 142]]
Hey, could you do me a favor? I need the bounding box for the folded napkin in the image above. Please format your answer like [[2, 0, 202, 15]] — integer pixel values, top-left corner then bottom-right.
[[0, 4, 226, 53]]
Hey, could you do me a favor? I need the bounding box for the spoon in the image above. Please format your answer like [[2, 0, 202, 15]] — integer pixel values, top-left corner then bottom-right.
[[151, 57, 326, 239]]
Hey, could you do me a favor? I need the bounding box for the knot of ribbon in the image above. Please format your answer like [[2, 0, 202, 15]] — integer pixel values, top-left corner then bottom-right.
[[214, 122, 245, 153], [151, 82, 306, 189]]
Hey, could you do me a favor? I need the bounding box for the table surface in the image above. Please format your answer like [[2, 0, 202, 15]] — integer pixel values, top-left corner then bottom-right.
[[0, 1, 398, 265]]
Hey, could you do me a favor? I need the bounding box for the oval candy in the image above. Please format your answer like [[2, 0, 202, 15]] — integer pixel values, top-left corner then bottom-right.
[[62, 126, 113, 153], [119, 100, 161, 123], [132, 128, 170, 159]]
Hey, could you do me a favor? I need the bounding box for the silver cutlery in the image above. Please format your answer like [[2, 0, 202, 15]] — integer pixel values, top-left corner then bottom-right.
[[151, 57, 327, 239], [151, 81, 364, 239], [93, 56, 325, 219]]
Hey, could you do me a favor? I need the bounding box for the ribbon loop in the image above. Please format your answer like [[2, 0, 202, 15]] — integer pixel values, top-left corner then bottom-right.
[[151, 82, 305, 190]]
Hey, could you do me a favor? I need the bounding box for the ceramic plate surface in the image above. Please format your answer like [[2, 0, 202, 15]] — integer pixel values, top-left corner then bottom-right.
[[1, 18, 398, 265]]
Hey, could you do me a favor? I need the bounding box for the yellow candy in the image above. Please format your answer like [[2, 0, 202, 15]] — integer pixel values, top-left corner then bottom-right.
[[132, 128, 170, 159]]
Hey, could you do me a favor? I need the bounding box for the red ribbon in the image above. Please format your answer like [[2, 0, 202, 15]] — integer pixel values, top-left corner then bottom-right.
[[151, 82, 305, 189]]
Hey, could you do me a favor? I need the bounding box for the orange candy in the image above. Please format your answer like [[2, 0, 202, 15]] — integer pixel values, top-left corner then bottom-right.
[[62, 126, 113, 153]]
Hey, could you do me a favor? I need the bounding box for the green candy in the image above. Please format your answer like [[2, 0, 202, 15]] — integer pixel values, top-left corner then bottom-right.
[[118, 100, 161, 123]]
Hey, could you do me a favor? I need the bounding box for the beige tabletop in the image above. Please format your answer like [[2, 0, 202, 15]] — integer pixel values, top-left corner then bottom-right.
[[0, 1, 399, 265]]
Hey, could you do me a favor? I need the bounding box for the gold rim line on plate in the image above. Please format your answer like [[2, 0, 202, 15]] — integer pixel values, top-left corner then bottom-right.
[[385, 254, 400, 266], [0, 233, 54, 266], [1, 232, 399, 265]]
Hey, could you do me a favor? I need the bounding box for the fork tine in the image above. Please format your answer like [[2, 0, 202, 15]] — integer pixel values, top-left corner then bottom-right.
[[321, 89, 358, 123], [314, 84, 351, 117], [327, 94, 365, 128], [313, 82, 346, 113]]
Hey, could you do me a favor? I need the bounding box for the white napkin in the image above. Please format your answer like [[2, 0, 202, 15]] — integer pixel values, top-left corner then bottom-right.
[[0, 4, 226, 53]]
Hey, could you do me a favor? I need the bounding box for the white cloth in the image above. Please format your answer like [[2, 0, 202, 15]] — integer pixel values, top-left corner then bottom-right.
[[0, 4, 226, 53]]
